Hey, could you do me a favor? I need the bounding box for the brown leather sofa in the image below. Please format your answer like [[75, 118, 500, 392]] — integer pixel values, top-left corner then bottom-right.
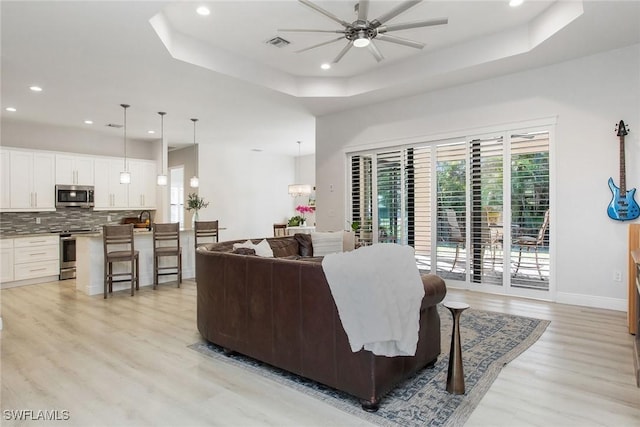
[[196, 236, 446, 411]]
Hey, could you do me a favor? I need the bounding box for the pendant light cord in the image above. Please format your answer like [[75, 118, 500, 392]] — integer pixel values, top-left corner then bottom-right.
[[120, 104, 130, 170], [191, 118, 198, 177], [159, 112, 166, 175]]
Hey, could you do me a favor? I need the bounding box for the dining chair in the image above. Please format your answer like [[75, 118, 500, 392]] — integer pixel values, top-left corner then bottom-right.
[[194, 220, 219, 249], [513, 209, 550, 280], [102, 224, 139, 299], [152, 222, 182, 289], [273, 223, 287, 237], [445, 209, 466, 272]]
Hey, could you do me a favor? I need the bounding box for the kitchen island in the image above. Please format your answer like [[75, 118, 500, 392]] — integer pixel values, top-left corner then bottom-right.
[[75, 229, 195, 296]]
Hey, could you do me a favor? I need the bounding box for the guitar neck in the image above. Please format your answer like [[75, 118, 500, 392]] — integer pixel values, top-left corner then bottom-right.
[[620, 135, 626, 194]]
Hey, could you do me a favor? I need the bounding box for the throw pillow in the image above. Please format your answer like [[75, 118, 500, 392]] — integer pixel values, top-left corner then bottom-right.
[[232, 247, 256, 256], [253, 239, 274, 258], [269, 238, 299, 257], [311, 232, 343, 256], [294, 233, 313, 257], [233, 240, 254, 251]]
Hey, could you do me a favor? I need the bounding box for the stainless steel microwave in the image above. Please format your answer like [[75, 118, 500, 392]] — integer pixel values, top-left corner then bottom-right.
[[55, 185, 95, 208]]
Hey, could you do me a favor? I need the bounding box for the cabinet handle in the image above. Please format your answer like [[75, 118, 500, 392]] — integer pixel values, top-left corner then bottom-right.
[[29, 267, 47, 272], [30, 252, 46, 256], [35, 193, 38, 207]]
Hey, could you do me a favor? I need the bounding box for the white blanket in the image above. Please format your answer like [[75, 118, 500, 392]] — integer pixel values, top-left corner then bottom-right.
[[321, 243, 425, 357]]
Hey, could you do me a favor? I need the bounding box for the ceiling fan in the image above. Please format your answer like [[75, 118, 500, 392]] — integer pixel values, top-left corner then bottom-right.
[[279, 0, 448, 64]]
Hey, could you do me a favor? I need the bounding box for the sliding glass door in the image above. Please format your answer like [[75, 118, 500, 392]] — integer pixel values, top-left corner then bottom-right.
[[348, 128, 552, 297]]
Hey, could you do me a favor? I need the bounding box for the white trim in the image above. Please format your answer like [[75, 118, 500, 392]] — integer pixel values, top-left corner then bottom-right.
[[556, 292, 627, 312], [342, 116, 558, 155]]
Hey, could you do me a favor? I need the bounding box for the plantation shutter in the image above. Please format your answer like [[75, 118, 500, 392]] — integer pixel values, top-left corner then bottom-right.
[[469, 137, 503, 285], [410, 146, 432, 272], [377, 150, 403, 244], [435, 142, 467, 277]]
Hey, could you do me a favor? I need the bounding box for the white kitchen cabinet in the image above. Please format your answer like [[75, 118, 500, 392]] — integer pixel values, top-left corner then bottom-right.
[[0, 240, 14, 283], [128, 160, 157, 209], [4, 149, 55, 211], [0, 151, 10, 209], [12, 235, 59, 282], [94, 158, 128, 209], [55, 154, 94, 185]]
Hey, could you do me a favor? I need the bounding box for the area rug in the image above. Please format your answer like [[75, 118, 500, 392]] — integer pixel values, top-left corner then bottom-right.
[[189, 305, 550, 427]]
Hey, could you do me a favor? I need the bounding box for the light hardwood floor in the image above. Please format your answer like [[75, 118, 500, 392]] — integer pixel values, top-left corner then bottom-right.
[[1, 279, 639, 426]]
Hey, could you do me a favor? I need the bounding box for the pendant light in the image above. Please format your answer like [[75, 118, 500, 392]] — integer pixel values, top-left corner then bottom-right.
[[189, 118, 199, 188], [288, 140, 311, 196], [119, 104, 131, 184], [157, 111, 168, 186]]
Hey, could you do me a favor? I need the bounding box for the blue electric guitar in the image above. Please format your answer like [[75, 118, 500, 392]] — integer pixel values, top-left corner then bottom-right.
[[607, 120, 639, 221]]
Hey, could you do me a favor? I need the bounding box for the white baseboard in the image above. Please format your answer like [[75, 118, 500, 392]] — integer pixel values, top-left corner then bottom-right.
[[556, 292, 627, 312]]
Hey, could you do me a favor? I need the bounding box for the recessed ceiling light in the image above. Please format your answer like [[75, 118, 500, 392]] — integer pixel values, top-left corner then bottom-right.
[[321, 63, 331, 70], [147, 130, 155, 134], [196, 6, 210, 16], [509, 0, 524, 7], [5, 107, 17, 112], [84, 120, 93, 125], [29, 86, 43, 92]]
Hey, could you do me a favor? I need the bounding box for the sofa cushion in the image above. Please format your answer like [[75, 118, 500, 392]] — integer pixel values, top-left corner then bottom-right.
[[294, 233, 313, 257], [311, 231, 344, 256], [269, 237, 300, 257]]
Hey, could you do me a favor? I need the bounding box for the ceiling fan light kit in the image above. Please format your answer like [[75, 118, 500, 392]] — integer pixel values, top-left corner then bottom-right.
[[279, 0, 448, 64]]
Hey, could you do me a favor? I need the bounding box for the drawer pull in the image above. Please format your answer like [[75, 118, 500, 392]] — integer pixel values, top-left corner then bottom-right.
[[30, 268, 47, 272], [30, 252, 47, 256]]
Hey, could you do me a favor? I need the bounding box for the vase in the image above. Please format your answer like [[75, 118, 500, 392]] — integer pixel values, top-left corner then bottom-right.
[[192, 211, 199, 229], [300, 219, 306, 227]]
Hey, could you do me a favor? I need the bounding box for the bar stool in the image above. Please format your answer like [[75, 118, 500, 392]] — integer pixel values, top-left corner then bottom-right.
[[103, 224, 139, 299], [194, 220, 219, 249], [153, 222, 182, 289], [273, 223, 287, 237]]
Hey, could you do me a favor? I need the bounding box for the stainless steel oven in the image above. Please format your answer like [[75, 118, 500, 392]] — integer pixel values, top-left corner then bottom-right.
[[59, 234, 77, 280], [57, 229, 93, 280]]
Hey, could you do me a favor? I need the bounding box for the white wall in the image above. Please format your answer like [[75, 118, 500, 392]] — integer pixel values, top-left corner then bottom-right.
[[292, 153, 317, 225], [196, 143, 295, 240], [1, 119, 155, 159], [316, 44, 640, 311]]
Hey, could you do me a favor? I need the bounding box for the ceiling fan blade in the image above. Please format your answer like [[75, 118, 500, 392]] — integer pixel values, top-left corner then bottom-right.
[[295, 36, 345, 54], [370, 0, 423, 28], [332, 42, 353, 64], [367, 41, 384, 62], [298, 0, 351, 28], [279, 29, 346, 34], [376, 33, 425, 49], [377, 18, 448, 33], [357, 0, 370, 21]]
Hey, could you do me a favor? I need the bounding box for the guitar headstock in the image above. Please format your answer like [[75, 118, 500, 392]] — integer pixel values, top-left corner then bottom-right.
[[616, 120, 629, 137]]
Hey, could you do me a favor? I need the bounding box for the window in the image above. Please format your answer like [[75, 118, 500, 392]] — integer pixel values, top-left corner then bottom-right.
[[348, 128, 551, 296]]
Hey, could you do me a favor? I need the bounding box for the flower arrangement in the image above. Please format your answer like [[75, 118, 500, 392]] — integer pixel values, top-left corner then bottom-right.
[[295, 205, 314, 219], [186, 193, 209, 212]]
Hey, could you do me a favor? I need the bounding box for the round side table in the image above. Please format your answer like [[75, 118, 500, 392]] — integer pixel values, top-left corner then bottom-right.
[[444, 301, 470, 394]]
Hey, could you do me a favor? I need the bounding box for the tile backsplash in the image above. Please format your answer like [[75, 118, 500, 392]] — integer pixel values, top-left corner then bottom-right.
[[0, 209, 154, 236]]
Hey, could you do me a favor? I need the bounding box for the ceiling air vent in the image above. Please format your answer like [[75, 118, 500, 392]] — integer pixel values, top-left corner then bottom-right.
[[106, 123, 123, 129], [266, 36, 290, 48]]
